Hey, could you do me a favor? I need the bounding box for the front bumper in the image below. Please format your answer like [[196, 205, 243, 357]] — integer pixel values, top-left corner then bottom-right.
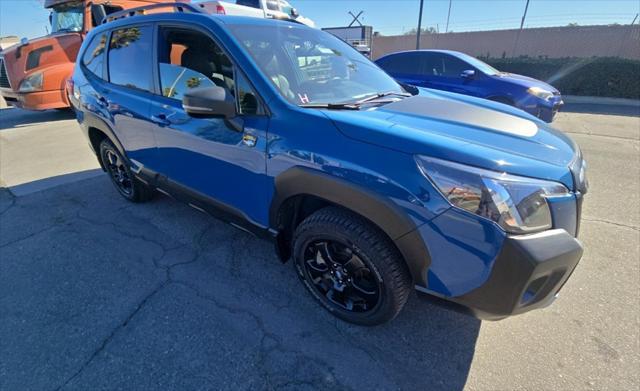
[[442, 229, 583, 320], [522, 97, 564, 123], [0, 87, 69, 110]]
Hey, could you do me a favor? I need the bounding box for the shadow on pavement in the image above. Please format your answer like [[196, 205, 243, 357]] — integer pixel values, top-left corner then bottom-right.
[[0, 108, 76, 130], [5, 169, 103, 196], [562, 103, 640, 117], [0, 174, 481, 390]]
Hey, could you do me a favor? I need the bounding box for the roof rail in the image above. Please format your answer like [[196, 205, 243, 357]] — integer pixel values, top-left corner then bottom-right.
[[101, 2, 204, 25]]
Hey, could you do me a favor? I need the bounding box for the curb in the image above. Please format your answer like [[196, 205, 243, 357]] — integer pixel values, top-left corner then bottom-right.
[[563, 96, 640, 107]]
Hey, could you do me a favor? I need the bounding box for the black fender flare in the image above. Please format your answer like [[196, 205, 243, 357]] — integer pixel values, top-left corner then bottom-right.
[[270, 166, 431, 287], [82, 112, 127, 169]]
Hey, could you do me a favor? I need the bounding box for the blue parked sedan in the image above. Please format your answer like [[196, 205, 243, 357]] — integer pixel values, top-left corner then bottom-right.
[[376, 50, 564, 122]]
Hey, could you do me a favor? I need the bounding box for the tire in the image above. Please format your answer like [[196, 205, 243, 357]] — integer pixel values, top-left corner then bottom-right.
[[292, 207, 412, 326], [99, 139, 154, 203]]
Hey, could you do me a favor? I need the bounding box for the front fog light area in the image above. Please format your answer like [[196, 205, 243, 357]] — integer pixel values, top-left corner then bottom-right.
[[416, 156, 570, 234]]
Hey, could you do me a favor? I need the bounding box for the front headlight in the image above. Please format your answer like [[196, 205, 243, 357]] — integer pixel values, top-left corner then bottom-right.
[[416, 156, 570, 234], [527, 86, 554, 101], [19, 72, 43, 92]]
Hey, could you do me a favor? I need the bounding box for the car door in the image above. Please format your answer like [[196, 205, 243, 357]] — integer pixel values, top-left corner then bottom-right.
[[102, 24, 159, 172], [378, 52, 426, 87], [423, 52, 483, 96], [148, 25, 270, 227]]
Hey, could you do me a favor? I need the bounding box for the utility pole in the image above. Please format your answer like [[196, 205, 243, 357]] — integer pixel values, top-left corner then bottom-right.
[[512, 0, 530, 57], [416, 0, 425, 49], [445, 0, 452, 33]]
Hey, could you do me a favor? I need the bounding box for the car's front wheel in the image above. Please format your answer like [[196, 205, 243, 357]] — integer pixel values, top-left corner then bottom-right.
[[293, 207, 412, 326], [99, 139, 154, 203]]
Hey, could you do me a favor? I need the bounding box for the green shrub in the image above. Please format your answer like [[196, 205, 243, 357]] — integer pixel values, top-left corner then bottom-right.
[[480, 57, 640, 99]]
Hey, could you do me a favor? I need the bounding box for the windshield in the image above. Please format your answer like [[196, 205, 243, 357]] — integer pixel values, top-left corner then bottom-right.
[[229, 25, 404, 106], [454, 52, 501, 76], [51, 4, 83, 33]]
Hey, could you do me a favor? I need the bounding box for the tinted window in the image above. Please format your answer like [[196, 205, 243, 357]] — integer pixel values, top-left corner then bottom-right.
[[157, 27, 235, 101], [237, 0, 260, 8], [427, 53, 470, 77], [82, 32, 108, 78], [108, 25, 153, 92], [379, 53, 424, 74], [236, 72, 261, 115]]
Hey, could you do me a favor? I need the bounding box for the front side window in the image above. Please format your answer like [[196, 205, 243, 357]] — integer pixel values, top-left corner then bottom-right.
[[157, 27, 235, 102], [82, 32, 108, 78], [437, 54, 470, 77], [108, 25, 154, 92], [229, 25, 404, 105], [50, 2, 83, 33]]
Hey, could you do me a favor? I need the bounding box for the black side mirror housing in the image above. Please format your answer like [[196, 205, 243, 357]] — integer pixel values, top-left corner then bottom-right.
[[461, 69, 476, 79], [290, 8, 299, 17], [182, 86, 235, 118]]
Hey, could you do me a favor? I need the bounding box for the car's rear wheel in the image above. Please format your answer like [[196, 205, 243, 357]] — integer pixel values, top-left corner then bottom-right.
[[99, 139, 154, 203], [292, 207, 412, 326]]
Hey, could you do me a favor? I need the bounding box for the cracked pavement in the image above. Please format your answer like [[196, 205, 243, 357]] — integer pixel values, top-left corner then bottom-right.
[[0, 108, 639, 390]]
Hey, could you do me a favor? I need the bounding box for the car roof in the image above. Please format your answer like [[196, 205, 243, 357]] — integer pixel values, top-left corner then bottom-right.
[[91, 11, 307, 35], [378, 49, 464, 59]]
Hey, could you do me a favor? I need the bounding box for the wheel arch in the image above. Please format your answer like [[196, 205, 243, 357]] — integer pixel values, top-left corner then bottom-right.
[[83, 113, 127, 171], [270, 167, 431, 287]]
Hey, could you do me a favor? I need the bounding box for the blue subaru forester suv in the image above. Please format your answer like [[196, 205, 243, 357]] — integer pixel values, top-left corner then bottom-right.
[[69, 4, 587, 325]]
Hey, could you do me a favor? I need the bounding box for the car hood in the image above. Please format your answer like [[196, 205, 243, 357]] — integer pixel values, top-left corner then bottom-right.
[[323, 89, 578, 189], [496, 72, 560, 93]]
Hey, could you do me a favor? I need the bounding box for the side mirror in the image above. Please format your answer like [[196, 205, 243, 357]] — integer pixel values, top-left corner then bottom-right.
[[290, 8, 299, 17], [461, 70, 476, 79], [182, 86, 235, 118]]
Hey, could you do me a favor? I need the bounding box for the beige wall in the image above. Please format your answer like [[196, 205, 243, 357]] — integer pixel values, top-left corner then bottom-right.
[[372, 24, 640, 60]]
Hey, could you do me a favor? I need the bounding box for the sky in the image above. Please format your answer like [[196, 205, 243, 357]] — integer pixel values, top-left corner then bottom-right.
[[0, 0, 638, 39]]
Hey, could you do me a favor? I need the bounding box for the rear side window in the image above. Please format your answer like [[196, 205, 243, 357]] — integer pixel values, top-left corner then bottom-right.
[[108, 25, 153, 92], [379, 53, 424, 74], [81, 32, 108, 78], [237, 0, 260, 8]]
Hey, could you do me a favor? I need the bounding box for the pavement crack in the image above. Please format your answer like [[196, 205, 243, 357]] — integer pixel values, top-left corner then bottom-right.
[[0, 189, 17, 216], [0, 224, 60, 248], [53, 281, 169, 391], [583, 217, 639, 231], [564, 130, 640, 142]]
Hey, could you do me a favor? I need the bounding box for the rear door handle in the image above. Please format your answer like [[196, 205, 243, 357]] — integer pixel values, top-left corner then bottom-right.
[[96, 96, 108, 107], [151, 113, 171, 126]]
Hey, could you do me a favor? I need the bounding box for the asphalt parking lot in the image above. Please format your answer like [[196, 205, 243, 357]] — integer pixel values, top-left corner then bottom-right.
[[0, 106, 638, 390]]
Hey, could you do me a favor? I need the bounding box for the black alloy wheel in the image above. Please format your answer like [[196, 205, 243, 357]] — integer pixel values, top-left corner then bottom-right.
[[302, 240, 382, 313], [293, 207, 412, 326], [104, 147, 133, 197], [99, 139, 154, 203]]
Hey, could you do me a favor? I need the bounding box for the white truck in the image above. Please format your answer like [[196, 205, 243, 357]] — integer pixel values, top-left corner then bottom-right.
[[196, 0, 315, 27]]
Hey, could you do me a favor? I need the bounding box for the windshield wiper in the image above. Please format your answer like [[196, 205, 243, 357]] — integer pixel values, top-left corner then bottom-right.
[[354, 91, 412, 105], [299, 91, 412, 110], [299, 102, 361, 110]]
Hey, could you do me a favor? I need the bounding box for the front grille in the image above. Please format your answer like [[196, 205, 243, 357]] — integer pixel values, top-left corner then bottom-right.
[[0, 58, 11, 89]]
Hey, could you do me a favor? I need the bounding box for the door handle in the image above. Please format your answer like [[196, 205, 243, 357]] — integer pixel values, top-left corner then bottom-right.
[[96, 95, 108, 107], [151, 114, 171, 126]]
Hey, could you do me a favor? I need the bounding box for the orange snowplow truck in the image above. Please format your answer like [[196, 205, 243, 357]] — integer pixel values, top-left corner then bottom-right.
[[0, 0, 183, 110]]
